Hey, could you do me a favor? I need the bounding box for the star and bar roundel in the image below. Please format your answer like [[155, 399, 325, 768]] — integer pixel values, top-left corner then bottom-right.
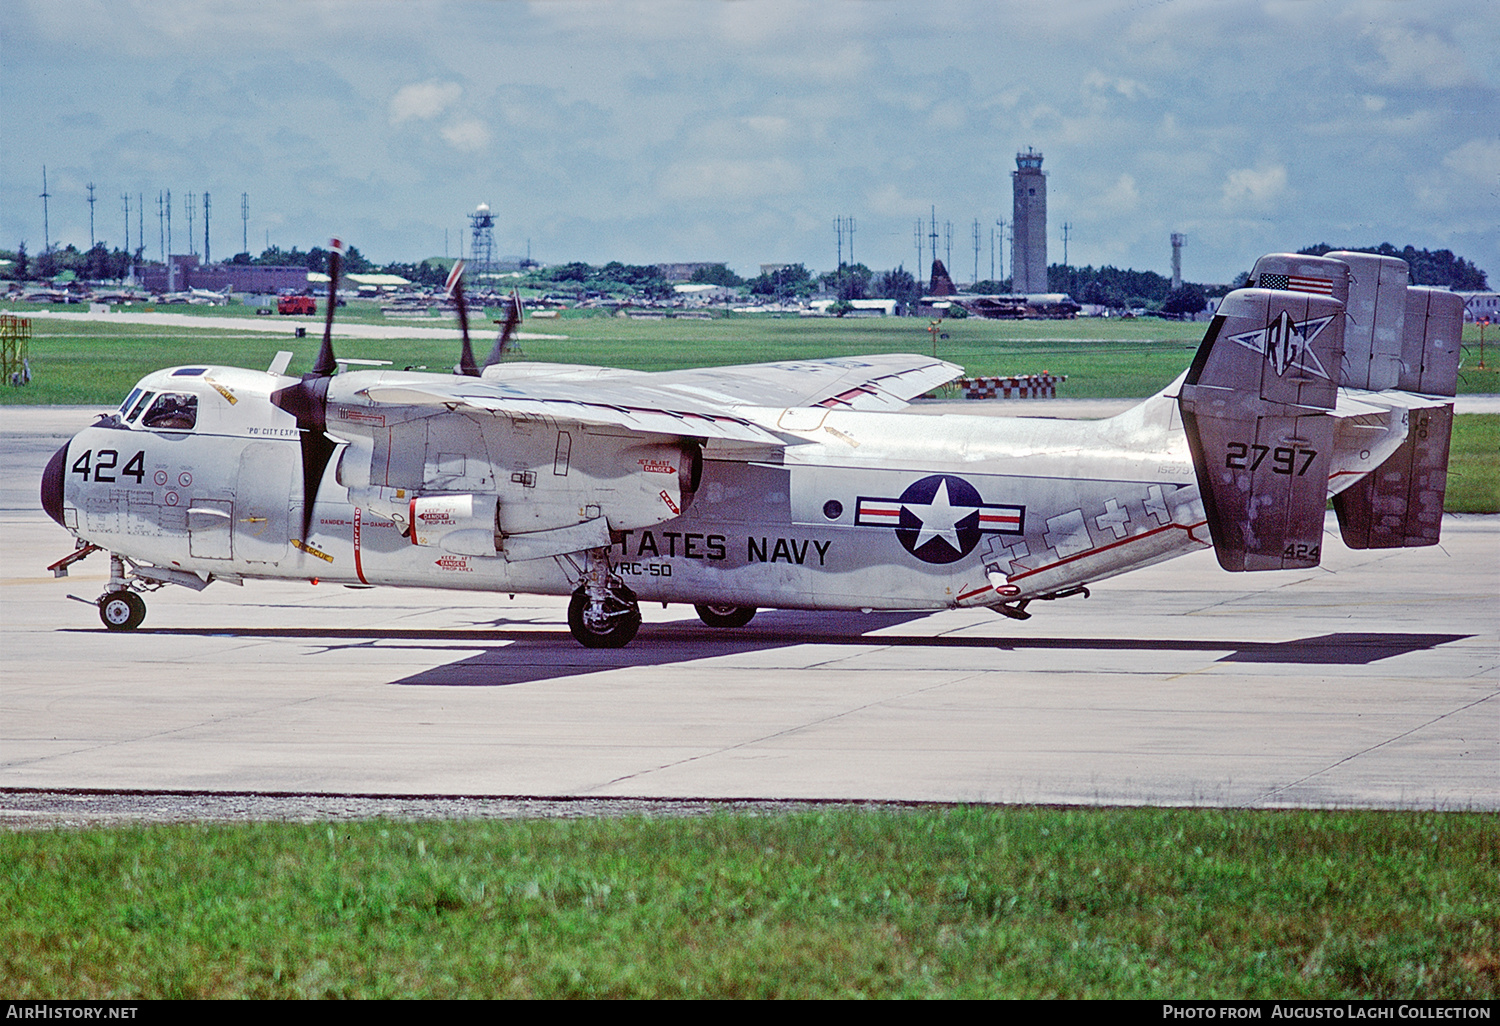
[[855, 474, 1024, 565]]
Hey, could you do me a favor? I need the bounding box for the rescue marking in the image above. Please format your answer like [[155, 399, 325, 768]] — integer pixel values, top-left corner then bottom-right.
[[203, 375, 239, 405], [292, 538, 334, 563]]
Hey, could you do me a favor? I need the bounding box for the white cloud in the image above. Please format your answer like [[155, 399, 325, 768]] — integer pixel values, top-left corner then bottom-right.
[[658, 157, 804, 203], [1222, 165, 1288, 207], [1443, 138, 1500, 186], [1097, 174, 1141, 214], [390, 81, 462, 124], [1361, 25, 1476, 90], [440, 119, 491, 152], [1082, 70, 1147, 101]]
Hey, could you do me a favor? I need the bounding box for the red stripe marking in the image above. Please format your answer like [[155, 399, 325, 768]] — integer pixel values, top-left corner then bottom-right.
[[1007, 520, 1209, 582], [353, 507, 369, 585]]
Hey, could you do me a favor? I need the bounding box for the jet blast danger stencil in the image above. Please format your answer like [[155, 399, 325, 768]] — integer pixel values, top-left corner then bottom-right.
[[856, 474, 1023, 565]]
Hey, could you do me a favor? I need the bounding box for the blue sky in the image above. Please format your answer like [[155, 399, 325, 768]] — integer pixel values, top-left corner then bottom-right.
[[4, 0, 1496, 285]]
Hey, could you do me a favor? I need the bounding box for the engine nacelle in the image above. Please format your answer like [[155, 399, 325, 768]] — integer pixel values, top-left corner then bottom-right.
[[408, 493, 499, 553]]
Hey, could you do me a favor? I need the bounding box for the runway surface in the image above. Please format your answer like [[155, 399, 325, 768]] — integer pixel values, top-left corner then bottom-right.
[[2, 405, 1496, 821]]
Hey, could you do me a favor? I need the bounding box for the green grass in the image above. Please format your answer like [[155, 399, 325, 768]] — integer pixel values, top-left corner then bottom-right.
[[1446, 414, 1500, 513], [2, 303, 1494, 511], [0, 300, 1204, 404], [2, 808, 1493, 999]]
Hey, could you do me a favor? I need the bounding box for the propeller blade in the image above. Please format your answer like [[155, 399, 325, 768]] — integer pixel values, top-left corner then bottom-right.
[[446, 259, 478, 377], [271, 237, 344, 538], [484, 290, 523, 369], [270, 375, 337, 540], [313, 241, 342, 377], [455, 287, 479, 377]]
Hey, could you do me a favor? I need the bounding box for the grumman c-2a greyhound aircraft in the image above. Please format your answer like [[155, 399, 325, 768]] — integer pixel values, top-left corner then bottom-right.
[[42, 245, 1464, 648]]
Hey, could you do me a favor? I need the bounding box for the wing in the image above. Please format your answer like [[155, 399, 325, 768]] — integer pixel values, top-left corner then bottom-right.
[[356, 353, 962, 444], [637, 353, 963, 412]]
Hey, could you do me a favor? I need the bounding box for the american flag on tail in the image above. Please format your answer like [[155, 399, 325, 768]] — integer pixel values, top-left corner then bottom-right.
[[1258, 272, 1335, 296]]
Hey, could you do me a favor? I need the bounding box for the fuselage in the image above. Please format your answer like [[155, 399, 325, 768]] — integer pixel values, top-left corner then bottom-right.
[[42, 360, 1413, 614]]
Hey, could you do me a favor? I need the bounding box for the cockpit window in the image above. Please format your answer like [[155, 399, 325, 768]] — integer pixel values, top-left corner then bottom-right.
[[126, 391, 156, 422], [119, 388, 143, 416], [141, 392, 198, 430]]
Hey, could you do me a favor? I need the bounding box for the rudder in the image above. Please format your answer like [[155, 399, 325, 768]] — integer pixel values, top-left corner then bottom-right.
[[1178, 287, 1345, 571]]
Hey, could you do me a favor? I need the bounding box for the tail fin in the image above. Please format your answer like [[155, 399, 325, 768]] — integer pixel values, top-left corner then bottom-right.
[[1332, 404, 1453, 548], [1177, 287, 1344, 571], [1330, 280, 1463, 549], [1186, 251, 1465, 565]]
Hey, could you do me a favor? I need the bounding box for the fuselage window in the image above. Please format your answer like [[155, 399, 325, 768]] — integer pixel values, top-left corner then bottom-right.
[[141, 392, 198, 430], [119, 388, 143, 416]]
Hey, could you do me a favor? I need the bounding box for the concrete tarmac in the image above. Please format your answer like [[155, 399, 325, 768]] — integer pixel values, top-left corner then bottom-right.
[[2, 405, 1496, 818]]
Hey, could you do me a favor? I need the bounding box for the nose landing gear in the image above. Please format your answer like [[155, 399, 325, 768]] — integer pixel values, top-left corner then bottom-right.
[[99, 590, 147, 631]]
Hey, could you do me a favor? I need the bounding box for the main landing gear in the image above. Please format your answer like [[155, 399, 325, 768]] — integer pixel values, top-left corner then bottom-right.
[[694, 604, 756, 629], [567, 547, 641, 648]]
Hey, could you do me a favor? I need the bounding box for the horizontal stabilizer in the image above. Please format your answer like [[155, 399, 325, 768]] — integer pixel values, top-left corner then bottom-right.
[[1333, 403, 1453, 549], [1178, 288, 1344, 571]]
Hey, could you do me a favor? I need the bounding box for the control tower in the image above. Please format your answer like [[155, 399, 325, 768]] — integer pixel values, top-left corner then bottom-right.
[[469, 203, 496, 276], [1011, 149, 1047, 294]]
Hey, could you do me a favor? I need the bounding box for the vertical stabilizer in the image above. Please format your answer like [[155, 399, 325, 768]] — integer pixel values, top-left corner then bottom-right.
[[1333, 404, 1453, 549], [1250, 253, 1351, 307], [1399, 286, 1464, 396], [1178, 288, 1345, 571], [1327, 251, 1408, 390], [1332, 281, 1463, 549]]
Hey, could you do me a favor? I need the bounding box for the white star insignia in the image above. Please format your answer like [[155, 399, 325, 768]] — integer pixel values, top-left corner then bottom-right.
[[904, 478, 974, 553]]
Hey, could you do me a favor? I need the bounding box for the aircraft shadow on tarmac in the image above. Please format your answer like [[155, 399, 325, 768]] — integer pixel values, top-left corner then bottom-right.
[[88, 609, 1473, 687]]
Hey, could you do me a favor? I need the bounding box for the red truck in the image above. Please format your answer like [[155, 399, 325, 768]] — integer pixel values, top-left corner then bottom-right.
[[277, 295, 317, 315]]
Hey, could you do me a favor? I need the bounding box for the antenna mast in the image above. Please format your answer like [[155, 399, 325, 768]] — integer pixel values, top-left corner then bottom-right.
[[40, 168, 52, 252]]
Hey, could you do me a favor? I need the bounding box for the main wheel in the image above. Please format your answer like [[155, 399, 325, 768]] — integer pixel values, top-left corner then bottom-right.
[[567, 587, 642, 649], [694, 603, 757, 629], [99, 590, 146, 631]]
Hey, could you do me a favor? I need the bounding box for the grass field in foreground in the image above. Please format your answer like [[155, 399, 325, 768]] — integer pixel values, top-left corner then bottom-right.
[[3, 808, 1493, 999]]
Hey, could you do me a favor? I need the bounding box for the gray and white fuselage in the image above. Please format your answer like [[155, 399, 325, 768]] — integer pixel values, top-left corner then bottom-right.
[[48, 359, 1416, 616]]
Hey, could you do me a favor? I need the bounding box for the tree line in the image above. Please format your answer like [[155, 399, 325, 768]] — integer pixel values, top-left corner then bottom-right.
[[5, 240, 1487, 299]]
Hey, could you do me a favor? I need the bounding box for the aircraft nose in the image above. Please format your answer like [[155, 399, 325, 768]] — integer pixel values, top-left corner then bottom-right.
[[41, 441, 69, 528]]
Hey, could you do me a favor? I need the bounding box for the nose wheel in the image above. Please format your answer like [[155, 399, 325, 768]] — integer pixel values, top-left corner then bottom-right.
[[99, 590, 146, 631]]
